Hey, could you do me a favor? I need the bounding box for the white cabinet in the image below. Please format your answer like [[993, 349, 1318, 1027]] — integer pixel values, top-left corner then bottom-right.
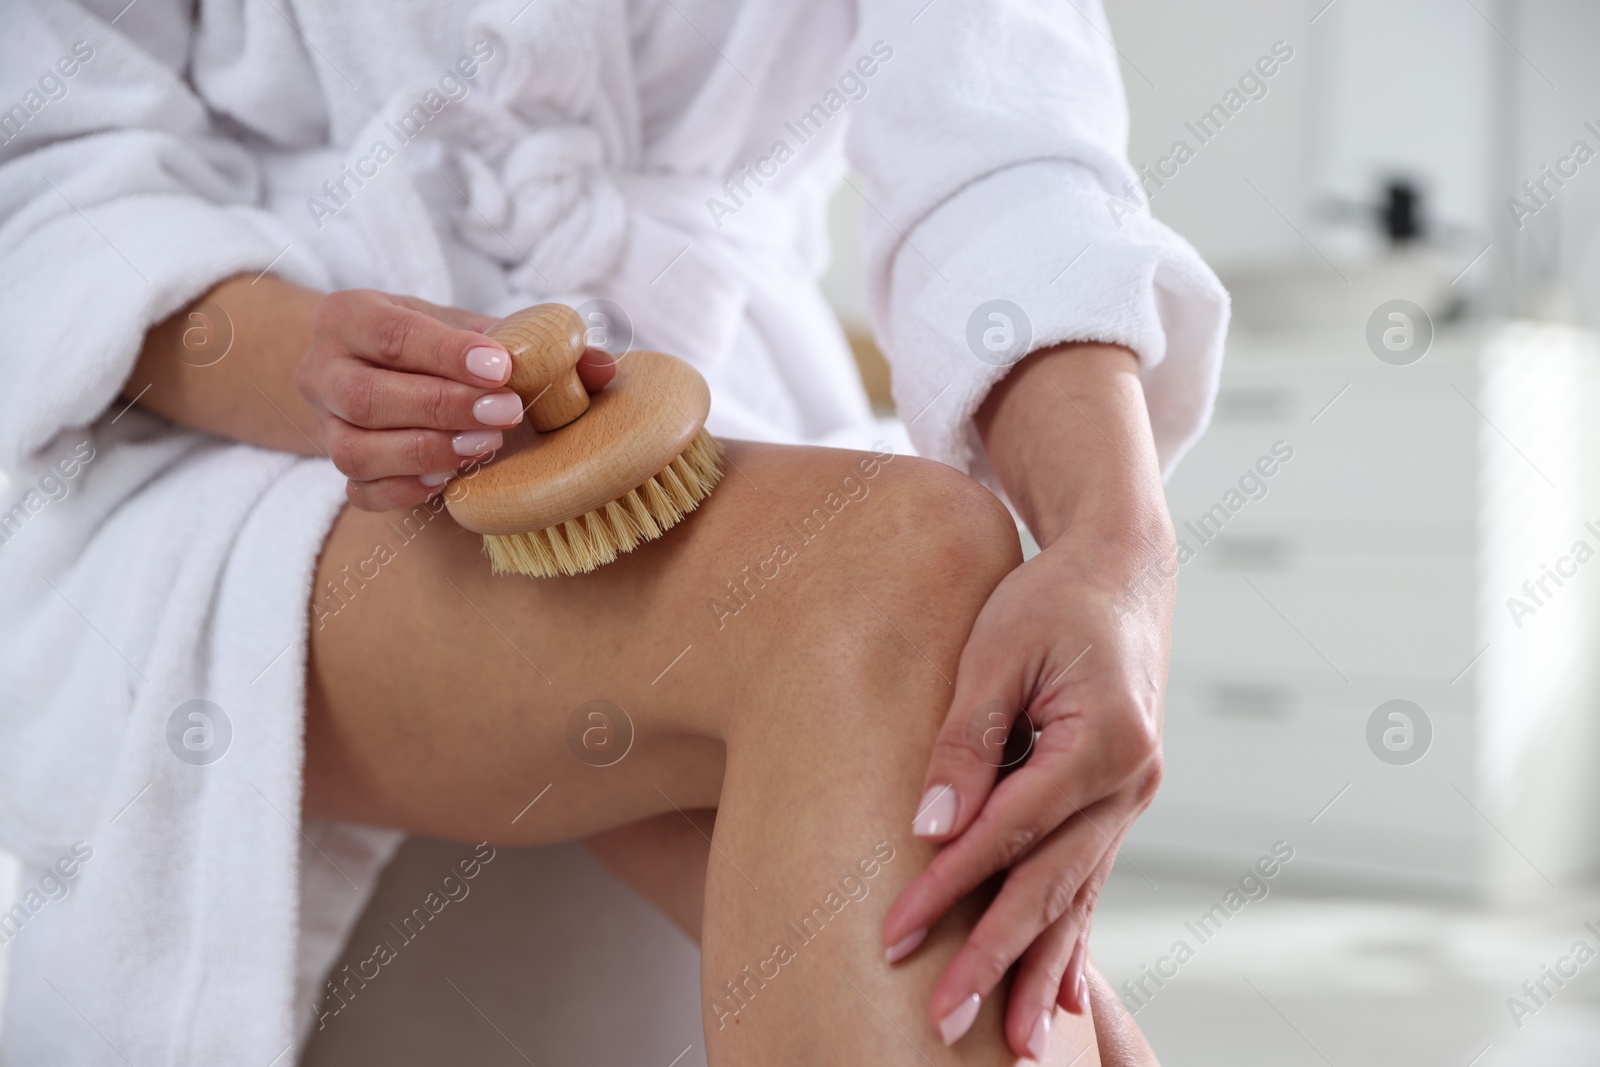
[[1126, 322, 1600, 902]]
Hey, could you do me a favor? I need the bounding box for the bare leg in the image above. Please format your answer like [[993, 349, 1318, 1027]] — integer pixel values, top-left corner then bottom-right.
[[588, 809, 717, 941], [1085, 965, 1160, 1066], [589, 818, 1160, 1066], [304, 441, 1097, 1065]]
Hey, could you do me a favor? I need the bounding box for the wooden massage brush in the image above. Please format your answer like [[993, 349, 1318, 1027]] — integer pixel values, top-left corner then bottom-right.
[[444, 303, 724, 577]]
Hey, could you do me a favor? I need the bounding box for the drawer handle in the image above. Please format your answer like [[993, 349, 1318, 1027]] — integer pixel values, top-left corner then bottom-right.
[[1214, 388, 1293, 422], [1207, 682, 1293, 719], [1211, 536, 1293, 570]]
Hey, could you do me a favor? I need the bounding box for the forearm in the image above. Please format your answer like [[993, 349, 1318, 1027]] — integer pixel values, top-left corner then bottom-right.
[[975, 342, 1173, 557], [122, 274, 323, 455]]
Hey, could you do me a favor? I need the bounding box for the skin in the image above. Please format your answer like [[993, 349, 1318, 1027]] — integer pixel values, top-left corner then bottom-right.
[[589, 811, 1158, 1066], [124, 275, 1173, 1063]]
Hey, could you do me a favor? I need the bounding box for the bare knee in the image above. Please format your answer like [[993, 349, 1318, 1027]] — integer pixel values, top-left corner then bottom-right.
[[731, 451, 1020, 703], [706, 447, 1019, 629], [830, 454, 1022, 633], [872, 455, 1023, 591], [876, 461, 1020, 710]]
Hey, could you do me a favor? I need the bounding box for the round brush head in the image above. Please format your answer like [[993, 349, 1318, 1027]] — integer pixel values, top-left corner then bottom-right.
[[444, 304, 725, 577]]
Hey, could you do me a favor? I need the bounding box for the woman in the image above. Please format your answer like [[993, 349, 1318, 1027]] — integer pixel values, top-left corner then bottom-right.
[[0, 0, 1225, 1062]]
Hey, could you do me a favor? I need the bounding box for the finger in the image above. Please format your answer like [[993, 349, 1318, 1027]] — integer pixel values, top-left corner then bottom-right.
[[887, 642, 1031, 957], [320, 290, 511, 387], [390, 294, 498, 335], [1055, 927, 1088, 1014], [1056, 846, 1120, 1016], [909, 638, 1153, 847], [908, 680, 1018, 845], [1014, 848, 1117, 1059], [926, 808, 1111, 1032], [344, 474, 450, 513], [324, 418, 502, 482], [1003, 910, 1079, 1060], [322, 366, 524, 431], [577, 347, 617, 393], [886, 730, 1140, 952], [391, 295, 609, 391]]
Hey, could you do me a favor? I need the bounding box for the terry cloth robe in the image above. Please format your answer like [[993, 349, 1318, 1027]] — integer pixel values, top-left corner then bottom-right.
[[0, 0, 1227, 1060]]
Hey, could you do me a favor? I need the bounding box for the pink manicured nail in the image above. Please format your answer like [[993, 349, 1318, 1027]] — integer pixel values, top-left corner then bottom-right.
[[1027, 1010, 1051, 1060], [452, 430, 501, 457], [1030, 1011, 1056, 1062], [912, 785, 956, 837], [420, 472, 452, 487], [465, 346, 509, 383], [473, 393, 523, 427], [1075, 975, 1088, 1014], [885, 928, 927, 964], [938, 993, 980, 1046]]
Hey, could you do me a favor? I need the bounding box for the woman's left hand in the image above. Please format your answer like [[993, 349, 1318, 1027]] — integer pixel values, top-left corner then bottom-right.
[[882, 492, 1172, 1057]]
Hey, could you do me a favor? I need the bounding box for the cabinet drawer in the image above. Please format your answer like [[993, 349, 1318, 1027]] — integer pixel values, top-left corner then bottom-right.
[[1169, 542, 1476, 680], [1147, 665, 1478, 879]]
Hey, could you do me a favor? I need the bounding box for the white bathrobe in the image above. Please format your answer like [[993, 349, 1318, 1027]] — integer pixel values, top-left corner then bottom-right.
[[0, 0, 1227, 1061]]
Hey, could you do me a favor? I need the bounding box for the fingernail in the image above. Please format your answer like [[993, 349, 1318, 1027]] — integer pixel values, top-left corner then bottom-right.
[[420, 472, 452, 487], [884, 928, 927, 964], [465, 346, 509, 383], [1075, 975, 1088, 1014], [1027, 1010, 1051, 1060], [912, 785, 957, 837], [452, 430, 502, 457], [473, 393, 522, 427], [938, 993, 980, 1047]]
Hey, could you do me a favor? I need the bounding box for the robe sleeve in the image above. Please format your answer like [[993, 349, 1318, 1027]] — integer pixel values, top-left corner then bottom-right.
[[846, 0, 1229, 484], [0, 0, 325, 471]]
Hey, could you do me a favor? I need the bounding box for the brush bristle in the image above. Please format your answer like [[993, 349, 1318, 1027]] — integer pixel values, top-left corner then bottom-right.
[[483, 428, 725, 577]]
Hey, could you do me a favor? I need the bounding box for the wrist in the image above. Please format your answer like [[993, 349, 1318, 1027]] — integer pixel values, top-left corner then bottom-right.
[[127, 274, 323, 454], [976, 341, 1167, 549], [1044, 491, 1176, 601]]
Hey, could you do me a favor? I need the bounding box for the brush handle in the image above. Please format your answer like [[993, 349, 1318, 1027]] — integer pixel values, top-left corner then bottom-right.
[[487, 303, 589, 432]]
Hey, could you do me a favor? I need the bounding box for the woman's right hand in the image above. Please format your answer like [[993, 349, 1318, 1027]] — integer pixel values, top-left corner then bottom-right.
[[294, 289, 615, 511]]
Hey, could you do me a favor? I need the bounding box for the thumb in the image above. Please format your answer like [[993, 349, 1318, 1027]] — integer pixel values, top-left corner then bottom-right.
[[912, 657, 1031, 841], [577, 347, 618, 393]]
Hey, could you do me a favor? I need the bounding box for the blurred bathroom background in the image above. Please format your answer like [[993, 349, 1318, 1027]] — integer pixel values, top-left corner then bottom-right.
[[7, 0, 1600, 1063]]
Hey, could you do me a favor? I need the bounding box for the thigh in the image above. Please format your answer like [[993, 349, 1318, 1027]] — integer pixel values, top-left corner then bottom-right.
[[302, 440, 968, 844]]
